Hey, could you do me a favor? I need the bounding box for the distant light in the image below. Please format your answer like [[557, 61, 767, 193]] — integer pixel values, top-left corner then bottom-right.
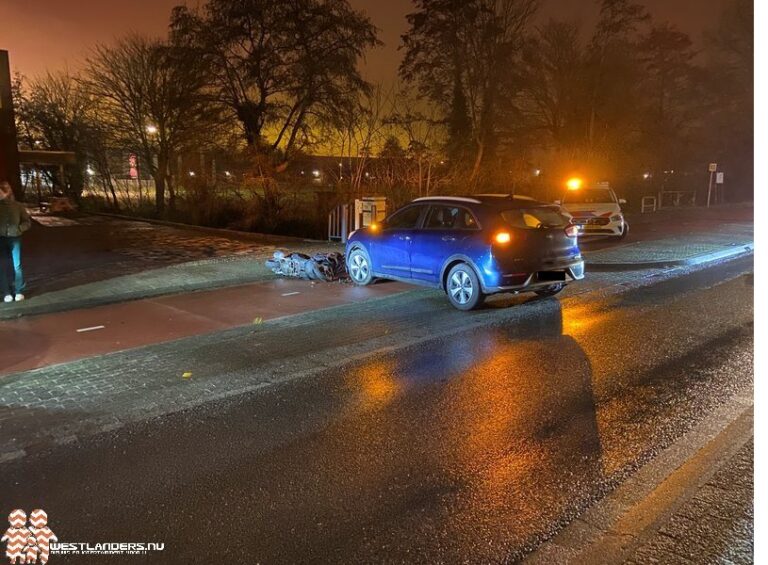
[[365, 172, 370, 178], [86, 167, 95, 176], [224, 171, 231, 177], [188, 171, 196, 177], [312, 170, 321, 178], [146, 125, 158, 135], [534, 169, 541, 177], [34, 140, 42, 146], [643, 172, 651, 180], [566, 177, 583, 191]]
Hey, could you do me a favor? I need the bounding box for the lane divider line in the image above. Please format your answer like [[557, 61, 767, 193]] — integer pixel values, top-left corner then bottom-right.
[[281, 292, 301, 297], [76, 325, 106, 333]]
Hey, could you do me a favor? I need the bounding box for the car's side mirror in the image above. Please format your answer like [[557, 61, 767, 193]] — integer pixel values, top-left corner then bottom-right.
[[619, 198, 627, 205]]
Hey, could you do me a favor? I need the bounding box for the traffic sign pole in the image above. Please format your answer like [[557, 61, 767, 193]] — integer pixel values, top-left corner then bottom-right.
[[706, 163, 718, 207]]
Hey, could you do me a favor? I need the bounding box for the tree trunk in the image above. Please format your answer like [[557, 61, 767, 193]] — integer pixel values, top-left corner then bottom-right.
[[167, 174, 176, 212], [285, 106, 309, 157], [155, 155, 167, 216], [470, 141, 485, 187]]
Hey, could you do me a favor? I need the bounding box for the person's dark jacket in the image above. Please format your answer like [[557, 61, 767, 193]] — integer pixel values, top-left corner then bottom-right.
[[0, 199, 32, 237]]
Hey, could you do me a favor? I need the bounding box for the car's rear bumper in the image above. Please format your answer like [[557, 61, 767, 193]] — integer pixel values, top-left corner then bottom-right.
[[483, 260, 585, 293]]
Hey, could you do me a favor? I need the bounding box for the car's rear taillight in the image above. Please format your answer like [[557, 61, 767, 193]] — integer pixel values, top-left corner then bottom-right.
[[494, 231, 512, 244], [564, 224, 579, 237]]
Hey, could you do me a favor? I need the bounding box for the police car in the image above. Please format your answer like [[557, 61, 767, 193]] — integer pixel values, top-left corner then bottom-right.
[[558, 184, 628, 238]]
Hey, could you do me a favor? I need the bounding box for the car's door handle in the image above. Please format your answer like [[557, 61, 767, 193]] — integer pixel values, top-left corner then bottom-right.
[[442, 236, 456, 241]]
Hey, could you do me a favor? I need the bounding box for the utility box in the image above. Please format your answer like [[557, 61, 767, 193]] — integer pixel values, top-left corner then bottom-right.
[[329, 197, 387, 242], [355, 196, 387, 228]]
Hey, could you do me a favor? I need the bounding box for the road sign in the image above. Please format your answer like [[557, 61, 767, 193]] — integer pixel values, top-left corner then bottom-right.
[[708, 163, 718, 172], [716, 172, 725, 184]]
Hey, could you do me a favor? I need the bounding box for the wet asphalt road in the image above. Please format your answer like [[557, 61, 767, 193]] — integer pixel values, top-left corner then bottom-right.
[[0, 257, 754, 564]]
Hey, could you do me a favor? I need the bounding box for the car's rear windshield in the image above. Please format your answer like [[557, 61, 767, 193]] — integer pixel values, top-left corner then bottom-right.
[[501, 207, 569, 229], [563, 189, 615, 204]]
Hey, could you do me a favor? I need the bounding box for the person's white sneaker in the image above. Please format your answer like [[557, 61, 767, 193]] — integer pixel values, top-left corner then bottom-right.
[[14, 294, 25, 302], [3, 295, 13, 303]]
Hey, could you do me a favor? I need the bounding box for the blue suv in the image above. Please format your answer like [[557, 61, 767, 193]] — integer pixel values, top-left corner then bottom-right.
[[346, 195, 584, 310]]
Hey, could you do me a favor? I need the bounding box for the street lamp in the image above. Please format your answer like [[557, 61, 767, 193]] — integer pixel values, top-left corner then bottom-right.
[[146, 124, 158, 135]]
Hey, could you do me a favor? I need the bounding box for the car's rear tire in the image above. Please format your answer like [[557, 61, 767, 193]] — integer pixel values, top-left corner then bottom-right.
[[534, 283, 565, 297], [446, 263, 485, 311], [348, 247, 374, 286]]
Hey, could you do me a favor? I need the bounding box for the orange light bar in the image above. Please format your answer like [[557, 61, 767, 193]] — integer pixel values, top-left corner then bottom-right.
[[566, 177, 583, 190], [495, 232, 512, 244]]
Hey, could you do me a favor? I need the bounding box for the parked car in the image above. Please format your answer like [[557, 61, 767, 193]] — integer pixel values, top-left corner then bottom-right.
[[557, 186, 628, 238], [345, 195, 584, 310]]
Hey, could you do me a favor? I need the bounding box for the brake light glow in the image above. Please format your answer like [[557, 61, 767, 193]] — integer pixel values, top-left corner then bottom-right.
[[564, 224, 579, 237], [495, 232, 512, 244]]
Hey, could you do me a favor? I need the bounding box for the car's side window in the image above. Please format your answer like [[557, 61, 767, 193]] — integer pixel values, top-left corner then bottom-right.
[[425, 205, 479, 230], [386, 205, 424, 229]]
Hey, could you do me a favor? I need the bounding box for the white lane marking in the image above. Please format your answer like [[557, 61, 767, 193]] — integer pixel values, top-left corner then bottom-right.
[[76, 325, 106, 333], [281, 292, 301, 297]]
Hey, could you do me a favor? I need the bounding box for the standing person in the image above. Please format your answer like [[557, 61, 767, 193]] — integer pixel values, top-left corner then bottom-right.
[[0, 181, 31, 301]]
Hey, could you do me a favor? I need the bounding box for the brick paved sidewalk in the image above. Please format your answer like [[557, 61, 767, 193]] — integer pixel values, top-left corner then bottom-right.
[[2, 213, 342, 319]]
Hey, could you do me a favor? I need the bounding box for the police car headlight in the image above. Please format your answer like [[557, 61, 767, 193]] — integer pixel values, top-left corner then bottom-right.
[[610, 214, 623, 223]]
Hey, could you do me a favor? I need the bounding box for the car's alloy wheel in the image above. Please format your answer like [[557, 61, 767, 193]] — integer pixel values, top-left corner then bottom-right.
[[446, 264, 485, 310], [348, 249, 373, 285], [450, 271, 474, 305]]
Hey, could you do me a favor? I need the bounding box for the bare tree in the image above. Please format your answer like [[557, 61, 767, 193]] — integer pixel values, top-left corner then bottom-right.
[[170, 0, 380, 159], [13, 71, 98, 199], [401, 0, 538, 186], [83, 35, 216, 215]]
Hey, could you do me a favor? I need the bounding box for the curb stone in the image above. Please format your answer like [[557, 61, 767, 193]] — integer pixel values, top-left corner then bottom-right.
[[525, 397, 753, 564], [586, 243, 754, 272]]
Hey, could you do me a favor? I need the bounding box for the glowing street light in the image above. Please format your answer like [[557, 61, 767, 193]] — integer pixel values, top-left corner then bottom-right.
[[146, 124, 158, 135], [566, 177, 583, 191], [188, 171, 196, 177], [534, 169, 541, 177], [643, 172, 651, 180]]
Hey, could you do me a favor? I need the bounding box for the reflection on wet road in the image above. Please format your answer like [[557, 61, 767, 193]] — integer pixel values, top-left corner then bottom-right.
[[0, 260, 754, 564]]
